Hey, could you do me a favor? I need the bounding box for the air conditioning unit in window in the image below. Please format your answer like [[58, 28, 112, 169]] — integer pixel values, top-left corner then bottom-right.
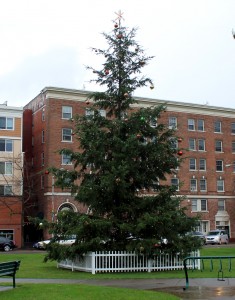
[[190, 187, 196, 191]]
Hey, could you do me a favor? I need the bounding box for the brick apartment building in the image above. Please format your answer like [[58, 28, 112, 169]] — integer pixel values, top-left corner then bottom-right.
[[23, 87, 235, 242], [0, 102, 23, 248]]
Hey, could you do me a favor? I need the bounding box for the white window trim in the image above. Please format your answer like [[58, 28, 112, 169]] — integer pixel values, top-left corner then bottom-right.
[[62, 128, 73, 142], [62, 106, 72, 120]]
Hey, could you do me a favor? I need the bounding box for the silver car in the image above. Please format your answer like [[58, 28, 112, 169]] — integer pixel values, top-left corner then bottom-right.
[[205, 230, 229, 245]]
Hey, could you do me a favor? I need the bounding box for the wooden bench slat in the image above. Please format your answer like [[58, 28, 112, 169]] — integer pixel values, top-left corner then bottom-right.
[[0, 261, 21, 288]]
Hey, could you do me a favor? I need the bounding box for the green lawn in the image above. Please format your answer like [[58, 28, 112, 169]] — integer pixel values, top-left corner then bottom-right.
[[0, 246, 235, 300], [0, 284, 179, 300], [1, 246, 235, 279]]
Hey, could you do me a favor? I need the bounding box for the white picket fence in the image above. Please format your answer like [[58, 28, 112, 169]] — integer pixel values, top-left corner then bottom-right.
[[58, 250, 200, 274]]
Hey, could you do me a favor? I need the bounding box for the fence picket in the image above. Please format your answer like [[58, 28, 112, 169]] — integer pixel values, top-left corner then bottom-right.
[[58, 250, 200, 274]]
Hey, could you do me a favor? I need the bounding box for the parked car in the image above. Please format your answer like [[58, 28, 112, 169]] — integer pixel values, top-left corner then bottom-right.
[[33, 235, 76, 250], [33, 239, 51, 250], [0, 237, 16, 252], [205, 230, 229, 245], [190, 231, 206, 245]]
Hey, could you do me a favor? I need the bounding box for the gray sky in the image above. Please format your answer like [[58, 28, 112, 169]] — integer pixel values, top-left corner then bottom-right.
[[0, 0, 234, 108]]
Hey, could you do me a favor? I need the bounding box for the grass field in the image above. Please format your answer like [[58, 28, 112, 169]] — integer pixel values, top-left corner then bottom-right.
[[0, 246, 235, 279], [0, 284, 179, 300], [0, 246, 235, 299]]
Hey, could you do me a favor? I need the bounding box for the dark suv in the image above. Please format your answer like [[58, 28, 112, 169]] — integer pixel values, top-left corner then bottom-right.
[[0, 237, 16, 252]]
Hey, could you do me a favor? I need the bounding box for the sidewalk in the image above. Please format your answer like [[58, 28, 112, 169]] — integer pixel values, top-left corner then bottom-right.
[[1, 277, 235, 299]]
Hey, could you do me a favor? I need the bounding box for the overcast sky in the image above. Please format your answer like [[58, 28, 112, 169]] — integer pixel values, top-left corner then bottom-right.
[[0, 0, 234, 108]]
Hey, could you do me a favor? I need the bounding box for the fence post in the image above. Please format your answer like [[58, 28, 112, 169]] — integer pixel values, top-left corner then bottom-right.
[[147, 258, 152, 272], [91, 252, 96, 274]]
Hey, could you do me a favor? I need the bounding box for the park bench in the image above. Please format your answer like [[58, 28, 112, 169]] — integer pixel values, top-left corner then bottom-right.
[[0, 261, 21, 288]]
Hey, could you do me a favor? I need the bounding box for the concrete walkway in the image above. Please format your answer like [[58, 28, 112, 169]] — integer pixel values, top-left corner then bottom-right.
[[1, 277, 235, 299]]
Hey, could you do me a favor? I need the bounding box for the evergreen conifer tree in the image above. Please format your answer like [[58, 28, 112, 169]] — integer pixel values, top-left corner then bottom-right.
[[45, 14, 201, 261]]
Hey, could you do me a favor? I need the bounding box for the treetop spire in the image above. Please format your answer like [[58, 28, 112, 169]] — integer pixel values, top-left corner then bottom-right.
[[114, 10, 125, 26]]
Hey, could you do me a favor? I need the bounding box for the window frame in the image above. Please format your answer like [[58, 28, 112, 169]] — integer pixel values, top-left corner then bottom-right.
[[197, 119, 204, 131], [191, 199, 207, 212], [199, 178, 207, 191], [190, 178, 197, 191], [62, 128, 73, 142], [216, 160, 223, 172], [0, 139, 13, 152], [218, 199, 225, 211], [232, 123, 235, 134], [214, 121, 222, 133], [198, 139, 205, 151], [0, 161, 13, 175], [232, 142, 235, 153], [215, 140, 223, 152], [61, 153, 72, 165], [62, 106, 72, 119], [0, 185, 13, 195], [189, 158, 196, 171], [199, 159, 206, 171], [0, 117, 14, 130], [188, 138, 196, 151], [42, 130, 45, 143], [171, 178, 179, 191], [217, 179, 224, 192], [188, 119, 195, 131], [169, 117, 177, 129]]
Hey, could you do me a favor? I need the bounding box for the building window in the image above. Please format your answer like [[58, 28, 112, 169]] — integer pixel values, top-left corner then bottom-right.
[[188, 119, 195, 131], [197, 119, 204, 131], [169, 138, 178, 150], [42, 130, 45, 143], [62, 106, 72, 119], [232, 123, 235, 134], [0, 162, 13, 175], [189, 158, 196, 170], [218, 199, 225, 211], [233, 162, 235, 173], [197, 221, 209, 235], [62, 128, 72, 142], [58, 203, 75, 212], [41, 175, 44, 189], [190, 179, 197, 191], [188, 138, 196, 150], [216, 160, 223, 172], [232, 142, 235, 153], [199, 179, 207, 191], [150, 118, 157, 128], [62, 153, 72, 165], [171, 178, 179, 191], [215, 140, 223, 152], [0, 117, 13, 130], [41, 152, 44, 166], [42, 110, 45, 121], [217, 179, 224, 192], [85, 108, 94, 118], [192, 199, 207, 212], [199, 159, 206, 171], [99, 109, 106, 118], [198, 139, 205, 151], [0, 229, 14, 240], [169, 117, 177, 129], [0, 139, 13, 152], [214, 121, 222, 133], [0, 185, 13, 195]]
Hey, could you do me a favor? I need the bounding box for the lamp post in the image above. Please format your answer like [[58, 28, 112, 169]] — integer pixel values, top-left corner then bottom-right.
[[51, 175, 55, 222]]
